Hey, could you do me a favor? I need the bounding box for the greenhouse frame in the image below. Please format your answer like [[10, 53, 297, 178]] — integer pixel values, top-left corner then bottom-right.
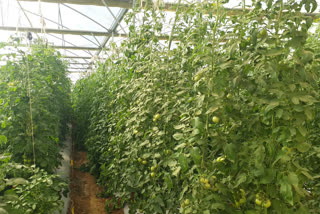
[[0, 0, 320, 213]]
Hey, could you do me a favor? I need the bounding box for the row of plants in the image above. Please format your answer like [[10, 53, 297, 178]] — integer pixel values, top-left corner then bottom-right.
[[0, 41, 71, 172], [0, 154, 67, 214], [0, 40, 71, 213], [72, 0, 320, 213]]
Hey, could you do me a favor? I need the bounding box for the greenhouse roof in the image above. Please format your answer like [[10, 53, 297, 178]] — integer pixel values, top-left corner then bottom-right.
[[0, 0, 320, 82]]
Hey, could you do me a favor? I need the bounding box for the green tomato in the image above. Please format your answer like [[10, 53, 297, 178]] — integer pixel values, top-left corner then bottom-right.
[[205, 183, 211, 189], [150, 172, 155, 177], [217, 156, 226, 162], [281, 146, 292, 154], [212, 116, 220, 123], [138, 158, 142, 162], [150, 166, 156, 171], [142, 160, 147, 165], [240, 189, 245, 197], [258, 29, 268, 38], [226, 93, 232, 99], [234, 201, 240, 208], [200, 177, 205, 183], [263, 199, 271, 208], [193, 74, 201, 81], [184, 199, 190, 206], [153, 113, 160, 121], [255, 199, 262, 206], [239, 198, 246, 204]]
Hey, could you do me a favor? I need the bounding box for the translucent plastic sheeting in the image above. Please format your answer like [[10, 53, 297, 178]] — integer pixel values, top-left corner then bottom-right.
[[1, 0, 320, 83], [0, 0, 125, 82]]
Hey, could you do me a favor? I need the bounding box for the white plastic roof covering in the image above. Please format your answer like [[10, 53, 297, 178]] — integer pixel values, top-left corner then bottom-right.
[[0, 0, 319, 82], [0, 0, 130, 81]]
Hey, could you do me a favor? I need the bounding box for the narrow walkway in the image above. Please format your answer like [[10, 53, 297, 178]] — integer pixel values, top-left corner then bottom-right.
[[55, 127, 72, 214], [67, 150, 124, 214]]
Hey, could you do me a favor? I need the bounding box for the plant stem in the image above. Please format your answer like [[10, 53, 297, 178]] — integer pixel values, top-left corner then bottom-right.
[[168, 0, 181, 50], [202, 0, 220, 169], [26, 55, 36, 166]]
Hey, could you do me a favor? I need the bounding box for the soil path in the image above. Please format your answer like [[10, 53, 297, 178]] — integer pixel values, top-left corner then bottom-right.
[[68, 150, 123, 214]]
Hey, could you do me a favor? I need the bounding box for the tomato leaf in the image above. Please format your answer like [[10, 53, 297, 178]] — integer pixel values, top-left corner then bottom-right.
[[173, 133, 184, 141], [0, 208, 8, 214], [234, 173, 247, 187], [223, 143, 236, 161], [164, 173, 173, 190], [172, 166, 181, 177], [265, 101, 279, 113], [296, 142, 311, 153], [178, 154, 189, 172], [297, 126, 307, 137], [0, 135, 7, 145], [190, 147, 202, 165], [291, 97, 300, 105], [288, 172, 299, 186], [280, 178, 293, 206], [260, 168, 276, 184]]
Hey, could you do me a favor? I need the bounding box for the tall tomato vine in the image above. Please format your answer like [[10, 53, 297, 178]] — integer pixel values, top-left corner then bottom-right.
[[73, 0, 320, 213]]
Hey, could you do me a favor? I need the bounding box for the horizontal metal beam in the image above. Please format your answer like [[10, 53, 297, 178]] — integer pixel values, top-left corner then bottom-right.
[[68, 62, 90, 64], [68, 67, 88, 69], [68, 71, 87, 73], [54, 45, 101, 50], [18, 0, 181, 11], [3, 43, 101, 51], [63, 56, 92, 59], [0, 26, 109, 36], [1, 53, 94, 61], [18, 0, 133, 8], [17, 1, 320, 18], [0, 26, 174, 40]]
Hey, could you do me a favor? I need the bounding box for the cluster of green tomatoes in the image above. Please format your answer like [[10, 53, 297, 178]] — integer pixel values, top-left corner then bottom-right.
[[255, 192, 271, 208], [233, 189, 247, 208]]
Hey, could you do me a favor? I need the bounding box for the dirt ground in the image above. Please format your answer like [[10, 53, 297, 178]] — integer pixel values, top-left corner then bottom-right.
[[68, 150, 124, 214]]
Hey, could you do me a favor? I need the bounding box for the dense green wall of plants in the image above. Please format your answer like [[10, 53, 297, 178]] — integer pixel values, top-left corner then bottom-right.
[[0, 155, 67, 214], [0, 43, 71, 213], [73, 0, 320, 213], [0, 44, 71, 172], [72, 73, 100, 149]]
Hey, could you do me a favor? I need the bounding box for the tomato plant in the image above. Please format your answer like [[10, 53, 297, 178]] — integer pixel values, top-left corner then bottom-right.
[[0, 42, 71, 172], [0, 154, 67, 214], [73, 0, 320, 213], [0, 41, 70, 213]]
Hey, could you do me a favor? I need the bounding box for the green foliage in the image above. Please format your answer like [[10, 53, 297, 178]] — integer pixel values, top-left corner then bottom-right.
[[0, 41, 70, 213], [72, 74, 100, 149], [73, 0, 320, 213], [0, 155, 67, 214], [0, 43, 71, 172]]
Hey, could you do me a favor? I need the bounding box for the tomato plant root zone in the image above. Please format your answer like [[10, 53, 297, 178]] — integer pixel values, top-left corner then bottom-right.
[[67, 151, 124, 214]]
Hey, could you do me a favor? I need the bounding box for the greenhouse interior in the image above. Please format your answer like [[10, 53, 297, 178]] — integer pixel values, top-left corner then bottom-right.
[[0, 0, 320, 213]]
